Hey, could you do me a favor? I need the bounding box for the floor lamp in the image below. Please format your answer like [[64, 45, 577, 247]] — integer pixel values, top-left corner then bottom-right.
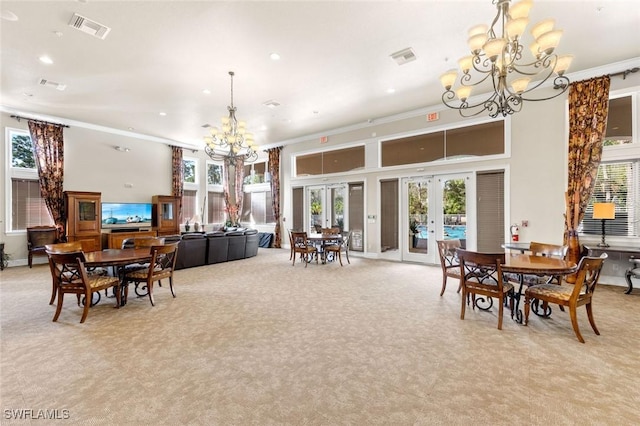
[[592, 202, 615, 247]]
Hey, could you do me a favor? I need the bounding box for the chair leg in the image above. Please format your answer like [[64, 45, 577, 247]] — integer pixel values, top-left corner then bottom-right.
[[460, 288, 466, 320], [80, 291, 91, 323], [439, 275, 447, 297], [52, 292, 65, 322], [497, 295, 504, 330], [523, 295, 530, 325], [147, 281, 155, 306], [28, 253, 33, 268], [345, 250, 350, 264], [114, 285, 121, 309], [585, 302, 600, 335], [569, 306, 585, 343], [456, 279, 462, 294], [337, 250, 343, 266], [169, 277, 176, 298], [49, 282, 57, 305]]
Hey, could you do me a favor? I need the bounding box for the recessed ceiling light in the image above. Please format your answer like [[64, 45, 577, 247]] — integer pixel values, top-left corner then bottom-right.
[[260, 125, 268, 131], [1, 10, 18, 21], [128, 127, 135, 131], [23, 92, 33, 97], [263, 100, 281, 108], [159, 112, 167, 116], [39, 55, 53, 64], [270, 52, 281, 61], [386, 88, 396, 94], [53, 31, 63, 37], [202, 89, 211, 95]]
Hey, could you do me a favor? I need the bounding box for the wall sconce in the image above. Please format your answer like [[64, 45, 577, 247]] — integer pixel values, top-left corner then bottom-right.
[[592, 202, 615, 247]]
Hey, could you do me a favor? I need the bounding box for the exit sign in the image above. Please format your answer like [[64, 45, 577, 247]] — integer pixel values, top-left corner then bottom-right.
[[320, 136, 328, 144], [427, 112, 439, 122]]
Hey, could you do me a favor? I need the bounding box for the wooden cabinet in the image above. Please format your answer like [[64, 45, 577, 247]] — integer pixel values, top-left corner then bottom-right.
[[152, 195, 179, 236], [104, 230, 157, 249], [65, 191, 102, 251]]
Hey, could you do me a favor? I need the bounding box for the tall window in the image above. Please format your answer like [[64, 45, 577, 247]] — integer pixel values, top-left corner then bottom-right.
[[581, 90, 638, 238], [6, 128, 53, 230], [182, 157, 198, 223], [182, 190, 197, 223], [206, 162, 224, 224]]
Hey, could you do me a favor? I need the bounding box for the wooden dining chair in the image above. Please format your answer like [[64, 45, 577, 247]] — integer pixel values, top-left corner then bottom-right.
[[457, 249, 514, 330], [124, 243, 178, 306], [324, 231, 352, 266], [524, 254, 607, 343], [45, 242, 85, 305], [291, 231, 317, 267], [27, 226, 60, 268], [436, 239, 462, 296], [48, 251, 121, 323]]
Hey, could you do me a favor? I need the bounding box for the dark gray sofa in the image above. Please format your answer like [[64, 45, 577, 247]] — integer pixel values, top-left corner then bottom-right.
[[122, 229, 259, 270]]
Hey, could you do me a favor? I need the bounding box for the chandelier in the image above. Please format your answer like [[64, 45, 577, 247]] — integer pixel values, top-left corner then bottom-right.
[[440, 0, 573, 118], [204, 71, 258, 164]]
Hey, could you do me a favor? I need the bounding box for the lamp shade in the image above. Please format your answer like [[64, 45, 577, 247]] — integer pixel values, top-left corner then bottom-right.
[[592, 203, 616, 220]]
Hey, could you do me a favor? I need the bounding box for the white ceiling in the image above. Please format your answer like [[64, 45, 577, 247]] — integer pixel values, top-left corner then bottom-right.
[[1, 1, 639, 150]]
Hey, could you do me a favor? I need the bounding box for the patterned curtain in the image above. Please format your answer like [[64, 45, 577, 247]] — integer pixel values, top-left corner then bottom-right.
[[171, 146, 184, 222], [267, 146, 283, 248], [223, 158, 245, 226], [27, 120, 66, 239], [565, 75, 611, 242]]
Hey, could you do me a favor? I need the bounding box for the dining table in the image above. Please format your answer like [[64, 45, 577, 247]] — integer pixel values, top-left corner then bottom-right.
[[84, 248, 153, 306], [306, 233, 343, 264], [501, 253, 577, 324]]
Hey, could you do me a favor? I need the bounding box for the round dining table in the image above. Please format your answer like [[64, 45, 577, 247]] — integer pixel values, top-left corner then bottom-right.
[[84, 248, 153, 305], [501, 253, 578, 323], [306, 233, 343, 264]]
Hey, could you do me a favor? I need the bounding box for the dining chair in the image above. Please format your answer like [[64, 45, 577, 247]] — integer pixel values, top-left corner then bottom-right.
[[124, 243, 179, 306], [291, 231, 317, 267], [27, 226, 60, 268], [48, 251, 121, 323], [45, 241, 85, 305], [436, 239, 462, 296], [524, 254, 607, 343], [457, 249, 514, 330], [324, 231, 352, 266]]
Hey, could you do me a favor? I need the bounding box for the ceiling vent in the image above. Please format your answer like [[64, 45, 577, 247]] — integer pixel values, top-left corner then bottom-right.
[[390, 48, 416, 65], [38, 78, 66, 91], [263, 100, 281, 108], [68, 13, 111, 40]]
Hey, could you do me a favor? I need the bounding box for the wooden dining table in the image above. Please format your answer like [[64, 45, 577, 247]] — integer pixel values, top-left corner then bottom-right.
[[501, 253, 578, 323], [84, 248, 153, 305], [306, 233, 343, 264]]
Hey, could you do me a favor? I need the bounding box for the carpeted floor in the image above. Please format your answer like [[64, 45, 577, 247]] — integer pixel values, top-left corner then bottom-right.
[[1, 248, 639, 425]]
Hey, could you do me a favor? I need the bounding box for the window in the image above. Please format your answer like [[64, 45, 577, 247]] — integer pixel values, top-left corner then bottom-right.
[[604, 95, 633, 146], [182, 189, 197, 223], [6, 128, 53, 231], [581, 161, 637, 237], [380, 120, 504, 167], [242, 191, 275, 225], [295, 146, 365, 177], [207, 163, 223, 185], [207, 191, 225, 224], [183, 158, 197, 184]]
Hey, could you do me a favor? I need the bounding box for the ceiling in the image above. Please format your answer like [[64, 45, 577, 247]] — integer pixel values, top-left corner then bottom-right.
[[1, 1, 639, 150]]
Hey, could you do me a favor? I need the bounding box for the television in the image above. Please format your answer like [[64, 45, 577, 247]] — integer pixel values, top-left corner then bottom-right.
[[101, 202, 153, 229]]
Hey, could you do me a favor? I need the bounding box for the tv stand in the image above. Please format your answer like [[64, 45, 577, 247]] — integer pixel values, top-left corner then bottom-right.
[[102, 229, 157, 249]]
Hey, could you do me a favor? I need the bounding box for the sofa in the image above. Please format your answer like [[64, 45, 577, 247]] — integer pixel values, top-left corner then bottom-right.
[[122, 228, 260, 270]]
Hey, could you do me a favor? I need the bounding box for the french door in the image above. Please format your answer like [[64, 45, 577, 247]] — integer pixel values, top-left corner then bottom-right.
[[306, 185, 347, 234], [400, 173, 474, 264]]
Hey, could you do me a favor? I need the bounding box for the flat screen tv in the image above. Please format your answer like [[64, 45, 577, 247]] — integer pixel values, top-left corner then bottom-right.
[[101, 202, 152, 229]]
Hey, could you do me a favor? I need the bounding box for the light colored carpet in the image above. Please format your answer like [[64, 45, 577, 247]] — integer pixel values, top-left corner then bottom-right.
[[1, 248, 639, 425]]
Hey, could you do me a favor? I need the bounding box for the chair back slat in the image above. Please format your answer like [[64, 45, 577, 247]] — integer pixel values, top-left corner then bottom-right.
[[571, 254, 607, 299]]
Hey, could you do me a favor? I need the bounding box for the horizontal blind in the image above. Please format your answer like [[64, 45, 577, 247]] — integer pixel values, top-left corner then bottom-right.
[[582, 161, 636, 237], [11, 179, 53, 230]]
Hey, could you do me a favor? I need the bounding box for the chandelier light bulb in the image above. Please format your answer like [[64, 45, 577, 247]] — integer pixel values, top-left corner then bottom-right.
[[506, 17, 528, 39], [439, 69, 458, 90], [531, 18, 555, 40], [537, 29, 563, 55], [511, 77, 531, 94], [468, 33, 488, 54], [468, 24, 488, 38], [456, 86, 472, 102], [508, 0, 533, 19], [554, 54, 574, 75], [483, 38, 507, 61], [458, 56, 474, 73]]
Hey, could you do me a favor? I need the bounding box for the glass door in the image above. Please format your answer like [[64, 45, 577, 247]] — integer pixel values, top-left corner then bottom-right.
[[306, 185, 347, 234], [401, 177, 435, 263], [436, 173, 474, 250]]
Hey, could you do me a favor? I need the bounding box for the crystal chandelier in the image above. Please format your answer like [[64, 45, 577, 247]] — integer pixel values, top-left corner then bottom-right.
[[440, 0, 573, 118], [204, 71, 258, 164]]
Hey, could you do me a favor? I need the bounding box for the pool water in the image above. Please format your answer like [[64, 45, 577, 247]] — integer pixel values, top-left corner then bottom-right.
[[444, 225, 466, 240]]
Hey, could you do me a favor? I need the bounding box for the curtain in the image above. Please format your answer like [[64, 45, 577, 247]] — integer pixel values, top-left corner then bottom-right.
[[223, 157, 244, 226], [28, 120, 65, 239], [171, 146, 184, 222], [564, 75, 611, 240], [267, 146, 283, 248]]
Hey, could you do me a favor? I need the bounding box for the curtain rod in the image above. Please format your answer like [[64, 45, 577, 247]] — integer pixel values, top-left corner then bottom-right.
[[10, 115, 70, 128], [610, 67, 639, 80]]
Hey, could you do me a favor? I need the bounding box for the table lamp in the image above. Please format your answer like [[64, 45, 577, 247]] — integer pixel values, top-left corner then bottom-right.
[[592, 202, 615, 247]]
